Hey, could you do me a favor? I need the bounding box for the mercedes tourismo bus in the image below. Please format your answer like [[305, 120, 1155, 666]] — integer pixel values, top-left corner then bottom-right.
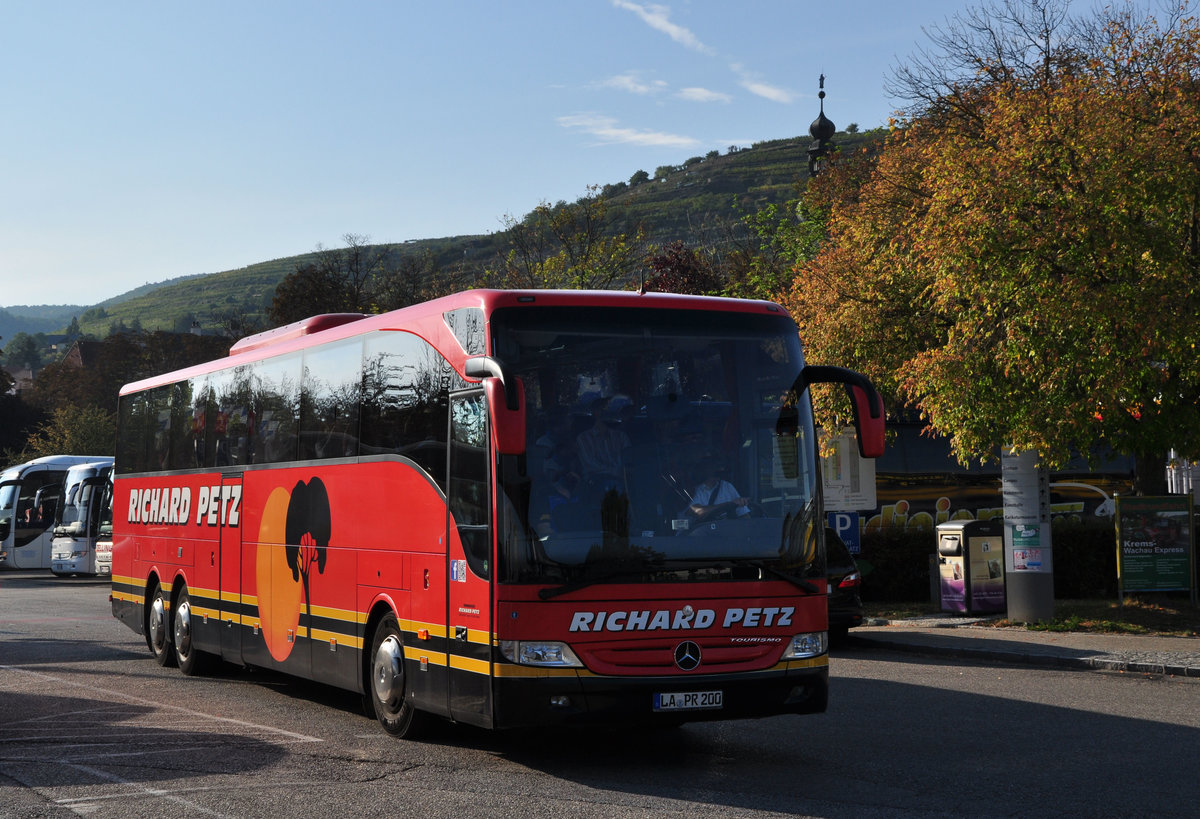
[[51, 459, 115, 576], [0, 455, 109, 570], [110, 290, 884, 737]]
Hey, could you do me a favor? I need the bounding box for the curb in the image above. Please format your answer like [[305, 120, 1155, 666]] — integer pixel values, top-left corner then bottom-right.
[[848, 633, 1200, 678]]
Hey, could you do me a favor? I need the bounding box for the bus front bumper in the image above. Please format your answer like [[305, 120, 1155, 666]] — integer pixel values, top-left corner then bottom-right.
[[492, 660, 828, 729]]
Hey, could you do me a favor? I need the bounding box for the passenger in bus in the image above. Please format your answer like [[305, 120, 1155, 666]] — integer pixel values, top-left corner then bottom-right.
[[21, 503, 50, 529], [533, 467, 586, 536], [686, 457, 750, 518], [531, 408, 574, 481], [575, 396, 631, 491]]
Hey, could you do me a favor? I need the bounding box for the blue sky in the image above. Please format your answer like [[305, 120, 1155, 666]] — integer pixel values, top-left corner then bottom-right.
[[0, 1, 1130, 306]]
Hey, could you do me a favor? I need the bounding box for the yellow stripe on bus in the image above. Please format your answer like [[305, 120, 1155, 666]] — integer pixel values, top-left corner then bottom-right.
[[309, 627, 364, 650], [447, 654, 491, 675], [492, 664, 595, 679]]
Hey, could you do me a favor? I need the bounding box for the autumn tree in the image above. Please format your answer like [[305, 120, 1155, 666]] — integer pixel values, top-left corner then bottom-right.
[[642, 241, 725, 295], [778, 1, 1200, 492]]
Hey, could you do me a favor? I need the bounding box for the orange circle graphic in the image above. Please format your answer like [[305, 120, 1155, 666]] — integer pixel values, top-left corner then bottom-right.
[[256, 486, 301, 662]]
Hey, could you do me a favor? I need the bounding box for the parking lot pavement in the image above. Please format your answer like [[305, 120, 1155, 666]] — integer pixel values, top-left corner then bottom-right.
[[850, 614, 1200, 677]]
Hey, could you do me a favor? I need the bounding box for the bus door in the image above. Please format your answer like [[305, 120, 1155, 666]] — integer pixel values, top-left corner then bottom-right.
[[218, 473, 244, 663], [447, 390, 494, 728]]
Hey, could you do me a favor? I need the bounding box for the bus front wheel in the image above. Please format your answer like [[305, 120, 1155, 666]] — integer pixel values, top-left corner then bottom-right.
[[365, 613, 425, 738], [146, 582, 176, 668]]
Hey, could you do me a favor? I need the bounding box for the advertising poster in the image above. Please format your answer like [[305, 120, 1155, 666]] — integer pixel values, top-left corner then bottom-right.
[[1115, 496, 1194, 595], [939, 553, 966, 613], [967, 533, 1006, 611], [1009, 523, 1049, 573]]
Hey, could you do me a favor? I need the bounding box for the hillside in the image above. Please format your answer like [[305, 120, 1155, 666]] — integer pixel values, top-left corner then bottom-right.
[[0, 305, 84, 341], [66, 129, 879, 338]]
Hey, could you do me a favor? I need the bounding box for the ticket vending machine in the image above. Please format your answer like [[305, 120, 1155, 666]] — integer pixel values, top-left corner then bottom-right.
[[936, 520, 1006, 614]]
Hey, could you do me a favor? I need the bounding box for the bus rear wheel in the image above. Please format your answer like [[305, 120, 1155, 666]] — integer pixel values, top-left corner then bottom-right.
[[365, 613, 425, 738], [146, 582, 176, 668], [173, 585, 209, 676]]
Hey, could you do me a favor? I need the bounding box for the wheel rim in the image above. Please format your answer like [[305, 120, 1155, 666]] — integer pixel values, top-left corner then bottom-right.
[[149, 593, 168, 654], [174, 598, 192, 659], [372, 634, 404, 711]]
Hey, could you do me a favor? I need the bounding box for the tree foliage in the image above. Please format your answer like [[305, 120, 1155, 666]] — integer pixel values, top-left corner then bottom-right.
[[4, 332, 44, 371], [269, 234, 452, 325], [778, 1, 1200, 485], [31, 332, 229, 416], [22, 405, 116, 459], [642, 241, 725, 295], [486, 189, 648, 290]]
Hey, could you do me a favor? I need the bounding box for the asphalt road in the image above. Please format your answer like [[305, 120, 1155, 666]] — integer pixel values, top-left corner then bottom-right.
[[3, 571, 1199, 818]]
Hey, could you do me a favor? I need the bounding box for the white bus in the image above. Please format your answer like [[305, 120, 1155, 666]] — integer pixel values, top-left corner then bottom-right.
[[0, 455, 109, 570], [51, 459, 115, 576]]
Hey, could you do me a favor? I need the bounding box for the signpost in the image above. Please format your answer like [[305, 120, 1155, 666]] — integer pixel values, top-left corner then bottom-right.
[[1002, 449, 1054, 623], [1114, 495, 1196, 604], [822, 428, 874, 556]]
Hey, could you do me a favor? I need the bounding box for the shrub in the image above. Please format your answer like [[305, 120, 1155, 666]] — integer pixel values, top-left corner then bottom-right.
[[852, 518, 1120, 603], [855, 527, 935, 602]]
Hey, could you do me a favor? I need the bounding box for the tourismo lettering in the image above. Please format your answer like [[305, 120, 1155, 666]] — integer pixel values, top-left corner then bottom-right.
[[127, 487, 192, 525], [568, 606, 793, 633]]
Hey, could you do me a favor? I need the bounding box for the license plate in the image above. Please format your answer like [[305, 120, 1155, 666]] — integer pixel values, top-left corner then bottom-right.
[[653, 690, 723, 711]]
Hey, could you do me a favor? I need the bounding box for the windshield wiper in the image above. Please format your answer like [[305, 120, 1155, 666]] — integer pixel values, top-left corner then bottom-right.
[[746, 560, 820, 595], [538, 566, 653, 600], [652, 556, 821, 595]]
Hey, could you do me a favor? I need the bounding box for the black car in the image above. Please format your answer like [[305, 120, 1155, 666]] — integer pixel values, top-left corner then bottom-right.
[[826, 527, 863, 643]]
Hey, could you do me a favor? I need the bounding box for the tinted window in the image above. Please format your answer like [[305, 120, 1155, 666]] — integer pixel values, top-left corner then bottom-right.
[[300, 339, 363, 460], [362, 331, 463, 490], [252, 354, 301, 464]]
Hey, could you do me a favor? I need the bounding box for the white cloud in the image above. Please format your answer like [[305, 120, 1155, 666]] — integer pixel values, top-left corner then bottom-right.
[[611, 0, 714, 55], [558, 114, 699, 148], [731, 62, 794, 104], [600, 72, 668, 95], [677, 86, 731, 103]]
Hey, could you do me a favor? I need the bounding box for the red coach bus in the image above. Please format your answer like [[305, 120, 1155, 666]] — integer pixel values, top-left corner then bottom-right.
[[111, 289, 883, 737]]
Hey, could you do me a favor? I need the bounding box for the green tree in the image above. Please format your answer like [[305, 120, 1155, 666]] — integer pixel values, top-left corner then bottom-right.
[[269, 259, 355, 325], [779, 1, 1200, 492], [629, 169, 650, 185], [23, 405, 115, 458], [4, 332, 42, 371], [486, 189, 648, 290], [370, 247, 448, 312]]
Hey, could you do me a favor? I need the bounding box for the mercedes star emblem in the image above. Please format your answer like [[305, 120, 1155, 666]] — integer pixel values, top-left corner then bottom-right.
[[673, 640, 702, 671]]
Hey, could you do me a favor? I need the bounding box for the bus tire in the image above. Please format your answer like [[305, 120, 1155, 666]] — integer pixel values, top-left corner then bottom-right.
[[365, 613, 425, 738], [173, 584, 209, 676], [146, 582, 176, 668]]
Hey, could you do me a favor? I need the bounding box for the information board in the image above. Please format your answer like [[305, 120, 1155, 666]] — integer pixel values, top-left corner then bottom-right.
[[1114, 495, 1194, 596]]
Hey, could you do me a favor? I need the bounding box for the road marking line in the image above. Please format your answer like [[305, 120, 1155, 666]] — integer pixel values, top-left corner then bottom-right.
[[59, 762, 234, 818], [1, 666, 323, 743]]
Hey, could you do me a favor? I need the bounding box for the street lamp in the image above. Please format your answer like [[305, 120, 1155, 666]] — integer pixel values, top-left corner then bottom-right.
[[807, 74, 836, 177]]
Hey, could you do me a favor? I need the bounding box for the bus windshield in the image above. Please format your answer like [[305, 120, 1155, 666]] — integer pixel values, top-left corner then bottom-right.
[[492, 306, 822, 587]]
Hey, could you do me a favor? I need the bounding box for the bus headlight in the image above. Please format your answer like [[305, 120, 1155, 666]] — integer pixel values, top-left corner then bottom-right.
[[500, 640, 583, 667], [781, 631, 827, 659]]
